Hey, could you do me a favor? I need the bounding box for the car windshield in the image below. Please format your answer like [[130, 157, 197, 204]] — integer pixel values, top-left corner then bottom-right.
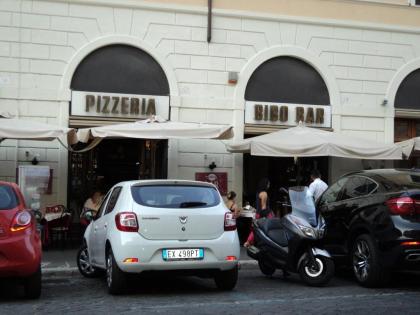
[[289, 186, 317, 227], [131, 185, 220, 208], [0, 185, 19, 210]]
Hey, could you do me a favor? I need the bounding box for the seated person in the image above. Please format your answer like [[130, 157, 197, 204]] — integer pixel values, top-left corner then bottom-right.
[[80, 190, 103, 226]]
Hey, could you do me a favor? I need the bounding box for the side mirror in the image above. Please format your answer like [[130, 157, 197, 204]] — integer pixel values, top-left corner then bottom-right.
[[85, 211, 95, 222]]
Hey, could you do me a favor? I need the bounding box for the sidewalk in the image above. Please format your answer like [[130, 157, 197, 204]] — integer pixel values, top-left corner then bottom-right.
[[42, 246, 254, 275]]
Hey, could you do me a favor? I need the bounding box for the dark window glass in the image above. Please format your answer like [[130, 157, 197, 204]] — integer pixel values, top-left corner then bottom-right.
[[319, 178, 347, 205], [105, 187, 122, 215], [395, 69, 420, 110], [96, 191, 111, 218], [131, 185, 220, 208], [245, 56, 330, 105], [71, 44, 169, 95], [0, 185, 18, 210], [340, 177, 377, 200]]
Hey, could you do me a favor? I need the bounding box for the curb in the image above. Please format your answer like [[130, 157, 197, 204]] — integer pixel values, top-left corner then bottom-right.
[[42, 260, 258, 276]]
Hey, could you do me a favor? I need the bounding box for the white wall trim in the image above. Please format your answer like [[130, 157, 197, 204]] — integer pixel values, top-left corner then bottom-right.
[[59, 35, 179, 101], [51, 0, 420, 35]]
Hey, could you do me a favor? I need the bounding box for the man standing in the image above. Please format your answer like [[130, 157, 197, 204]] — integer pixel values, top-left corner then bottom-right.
[[308, 169, 328, 201]]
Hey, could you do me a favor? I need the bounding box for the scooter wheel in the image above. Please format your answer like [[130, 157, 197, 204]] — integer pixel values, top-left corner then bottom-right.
[[258, 260, 275, 276], [299, 256, 334, 286]]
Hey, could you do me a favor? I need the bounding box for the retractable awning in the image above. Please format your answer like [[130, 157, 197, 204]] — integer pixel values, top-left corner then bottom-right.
[[227, 124, 402, 160], [76, 117, 234, 143]]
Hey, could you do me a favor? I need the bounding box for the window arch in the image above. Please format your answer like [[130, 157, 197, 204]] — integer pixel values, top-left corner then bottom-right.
[[245, 56, 330, 105], [395, 68, 420, 110], [71, 44, 169, 96]]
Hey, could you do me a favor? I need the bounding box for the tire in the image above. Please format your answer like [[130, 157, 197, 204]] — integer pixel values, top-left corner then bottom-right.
[[77, 244, 101, 278], [351, 234, 389, 287], [299, 255, 335, 287], [106, 248, 126, 295], [214, 266, 238, 291], [24, 266, 41, 299], [258, 260, 275, 276]]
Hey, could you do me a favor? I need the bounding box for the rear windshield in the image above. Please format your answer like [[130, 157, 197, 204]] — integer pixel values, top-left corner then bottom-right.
[[131, 185, 220, 208], [0, 185, 19, 210]]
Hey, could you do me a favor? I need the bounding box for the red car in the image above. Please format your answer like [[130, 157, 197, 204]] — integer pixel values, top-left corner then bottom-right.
[[0, 181, 42, 298]]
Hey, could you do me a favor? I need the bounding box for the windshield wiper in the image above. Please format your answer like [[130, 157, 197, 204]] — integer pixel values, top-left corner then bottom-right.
[[179, 201, 207, 208]]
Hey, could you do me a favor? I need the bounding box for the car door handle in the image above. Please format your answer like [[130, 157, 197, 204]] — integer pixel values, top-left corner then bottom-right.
[[104, 223, 107, 229]]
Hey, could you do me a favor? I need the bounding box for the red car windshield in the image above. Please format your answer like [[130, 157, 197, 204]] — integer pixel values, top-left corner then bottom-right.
[[0, 185, 19, 210]]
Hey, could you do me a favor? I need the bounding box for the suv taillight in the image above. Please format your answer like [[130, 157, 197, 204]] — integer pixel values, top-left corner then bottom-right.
[[115, 212, 138, 232], [224, 212, 236, 231], [10, 210, 32, 232], [386, 197, 420, 215]]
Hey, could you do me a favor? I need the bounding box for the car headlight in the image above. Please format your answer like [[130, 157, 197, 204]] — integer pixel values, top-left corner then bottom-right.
[[299, 225, 316, 238]]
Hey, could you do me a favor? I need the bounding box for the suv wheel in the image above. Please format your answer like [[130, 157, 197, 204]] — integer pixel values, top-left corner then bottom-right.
[[24, 265, 41, 299], [77, 244, 101, 278], [214, 266, 238, 291], [352, 234, 388, 287], [106, 248, 126, 295]]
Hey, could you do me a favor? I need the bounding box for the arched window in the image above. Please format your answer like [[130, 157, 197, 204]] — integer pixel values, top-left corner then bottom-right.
[[395, 69, 420, 110], [71, 44, 169, 95], [245, 56, 330, 105]]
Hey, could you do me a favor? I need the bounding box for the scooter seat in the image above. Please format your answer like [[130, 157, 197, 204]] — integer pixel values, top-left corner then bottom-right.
[[257, 218, 288, 247]]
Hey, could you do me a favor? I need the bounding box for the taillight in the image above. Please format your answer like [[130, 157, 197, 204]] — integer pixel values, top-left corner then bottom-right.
[[224, 212, 236, 231], [10, 210, 32, 232], [386, 197, 420, 215], [115, 212, 138, 232]]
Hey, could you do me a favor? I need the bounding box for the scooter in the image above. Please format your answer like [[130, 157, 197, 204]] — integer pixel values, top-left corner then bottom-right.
[[247, 186, 334, 286]]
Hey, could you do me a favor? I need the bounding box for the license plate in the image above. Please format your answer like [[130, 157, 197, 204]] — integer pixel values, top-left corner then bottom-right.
[[162, 248, 204, 261]]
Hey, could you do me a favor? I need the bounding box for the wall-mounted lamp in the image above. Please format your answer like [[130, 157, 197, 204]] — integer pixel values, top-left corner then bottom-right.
[[208, 161, 217, 170], [381, 99, 388, 106], [228, 72, 238, 84]]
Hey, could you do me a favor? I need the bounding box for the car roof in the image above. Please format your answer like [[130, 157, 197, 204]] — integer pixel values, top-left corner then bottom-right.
[[341, 169, 420, 191], [342, 168, 420, 178], [0, 181, 19, 189], [116, 179, 217, 189]]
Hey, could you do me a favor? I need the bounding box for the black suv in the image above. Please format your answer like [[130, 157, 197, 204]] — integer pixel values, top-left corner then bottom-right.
[[318, 169, 420, 287]]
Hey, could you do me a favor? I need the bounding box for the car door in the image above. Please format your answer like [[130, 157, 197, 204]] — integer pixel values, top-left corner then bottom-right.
[[89, 191, 110, 265], [94, 186, 122, 267], [318, 177, 348, 254]]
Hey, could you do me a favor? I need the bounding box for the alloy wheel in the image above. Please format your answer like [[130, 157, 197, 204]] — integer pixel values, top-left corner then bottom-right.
[[353, 239, 371, 281], [79, 247, 95, 275], [304, 258, 324, 278]]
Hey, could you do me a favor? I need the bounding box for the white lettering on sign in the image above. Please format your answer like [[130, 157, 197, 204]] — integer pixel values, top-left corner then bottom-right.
[[245, 101, 331, 128], [71, 91, 170, 120]]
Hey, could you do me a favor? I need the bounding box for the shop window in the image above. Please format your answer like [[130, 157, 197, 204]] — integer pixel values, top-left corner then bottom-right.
[[245, 56, 330, 105]]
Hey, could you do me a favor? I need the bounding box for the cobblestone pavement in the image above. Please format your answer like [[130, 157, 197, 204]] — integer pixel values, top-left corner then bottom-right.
[[1, 266, 420, 315]]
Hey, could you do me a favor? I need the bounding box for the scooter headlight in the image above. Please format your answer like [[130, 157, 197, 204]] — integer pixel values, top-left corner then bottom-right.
[[299, 225, 316, 239]]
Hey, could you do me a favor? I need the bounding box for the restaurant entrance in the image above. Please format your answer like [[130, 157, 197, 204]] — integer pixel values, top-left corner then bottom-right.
[[243, 153, 329, 214], [68, 138, 168, 221]]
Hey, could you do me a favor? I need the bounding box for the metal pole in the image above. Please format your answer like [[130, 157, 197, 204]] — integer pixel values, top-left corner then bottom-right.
[[207, 0, 212, 43]]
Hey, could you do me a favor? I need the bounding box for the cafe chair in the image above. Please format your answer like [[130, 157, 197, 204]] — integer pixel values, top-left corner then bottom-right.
[[46, 205, 72, 249]]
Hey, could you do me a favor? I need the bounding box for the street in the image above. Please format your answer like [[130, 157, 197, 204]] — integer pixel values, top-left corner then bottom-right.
[[1, 264, 420, 314]]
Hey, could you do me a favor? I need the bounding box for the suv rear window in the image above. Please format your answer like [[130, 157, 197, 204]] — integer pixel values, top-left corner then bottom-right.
[[131, 185, 220, 208], [0, 185, 19, 210]]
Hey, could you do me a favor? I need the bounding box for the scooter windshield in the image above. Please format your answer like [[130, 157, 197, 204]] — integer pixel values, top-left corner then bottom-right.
[[288, 186, 317, 227]]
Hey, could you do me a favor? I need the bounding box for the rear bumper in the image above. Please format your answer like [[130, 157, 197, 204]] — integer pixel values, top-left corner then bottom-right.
[[0, 229, 41, 277], [109, 231, 240, 273]]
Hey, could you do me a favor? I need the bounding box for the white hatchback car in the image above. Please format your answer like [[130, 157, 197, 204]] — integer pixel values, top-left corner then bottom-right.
[[77, 180, 240, 294]]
